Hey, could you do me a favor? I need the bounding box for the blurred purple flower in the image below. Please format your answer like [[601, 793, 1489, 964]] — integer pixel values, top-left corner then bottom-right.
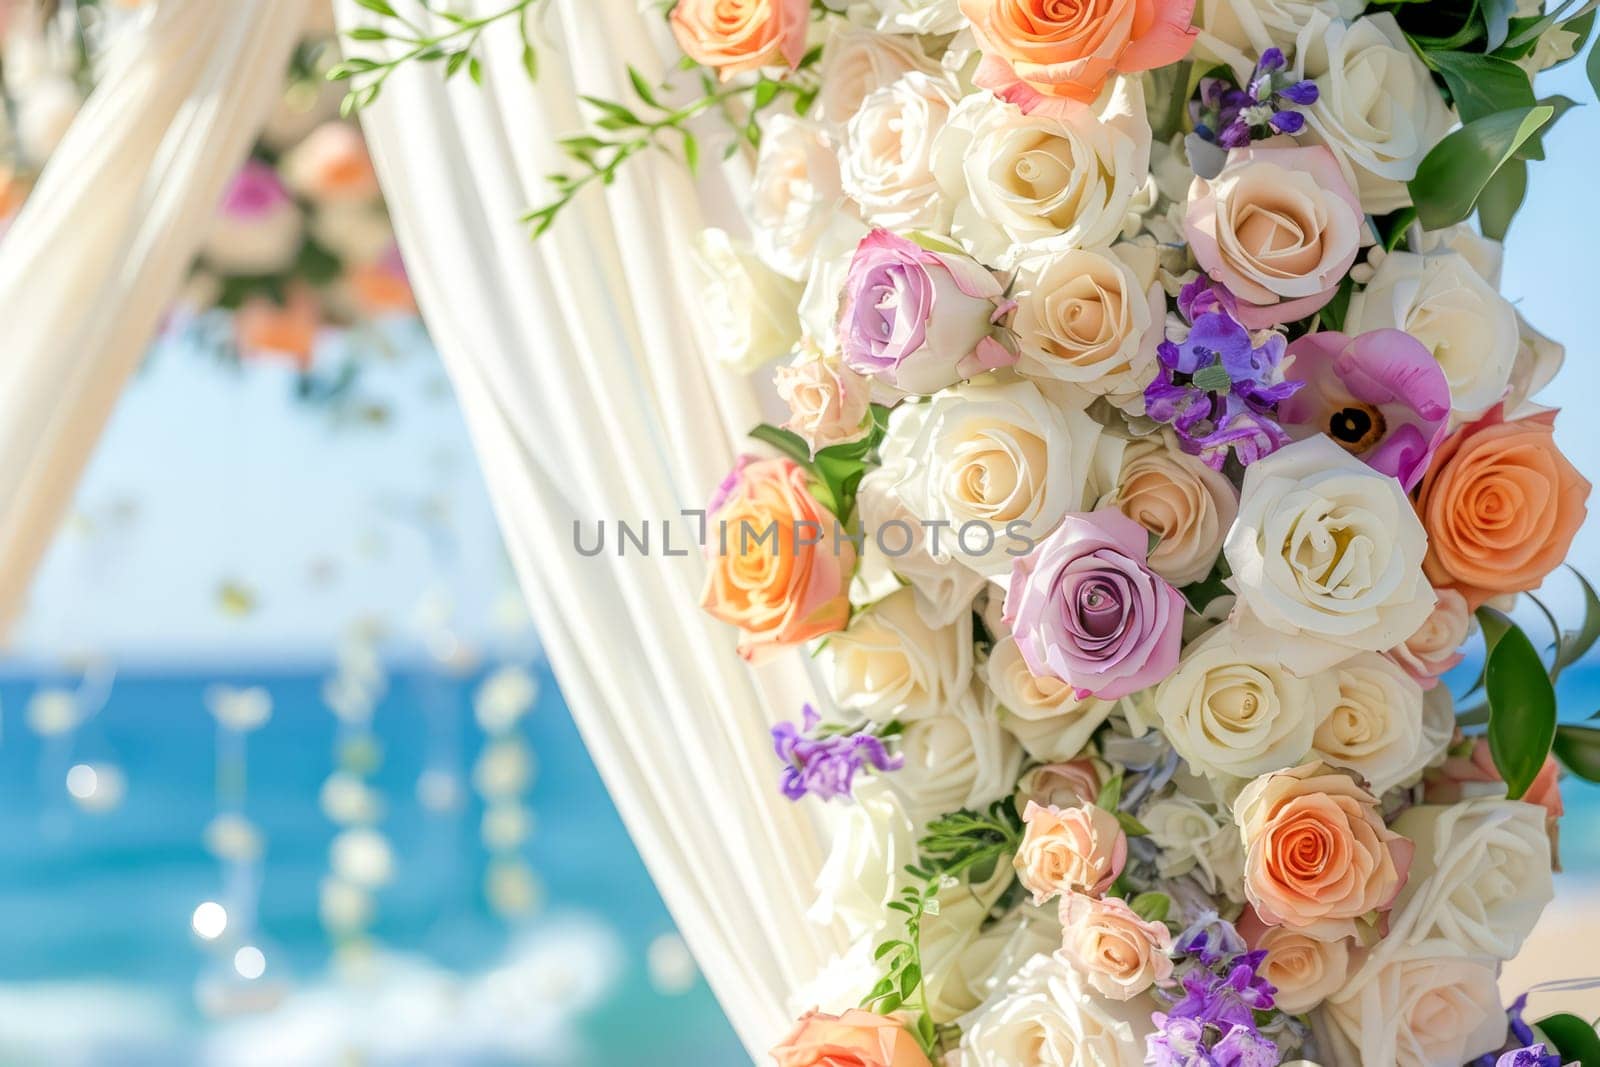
[[771, 704, 901, 801], [1193, 50, 1319, 149]]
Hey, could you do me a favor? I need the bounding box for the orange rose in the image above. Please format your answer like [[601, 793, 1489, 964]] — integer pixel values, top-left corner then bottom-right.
[[1233, 762, 1413, 941], [771, 1009, 931, 1067], [963, 0, 1197, 113], [1415, 406, 1589, 609], [670, 0, 809, 81], [235, 285, 320, 371], [701, 456, 855, 661], [281, 123, 379, 204]]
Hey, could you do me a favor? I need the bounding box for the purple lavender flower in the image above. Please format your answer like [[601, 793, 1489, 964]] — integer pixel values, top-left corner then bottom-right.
[[1192, 51, 1319, 149], [1473, 995, 1566, 1067], [1144, 279, 1299, 470], [1148, 914, 1291, 1067], [771, 704, 901, 801], [1494, 1046, 1561, 1067]]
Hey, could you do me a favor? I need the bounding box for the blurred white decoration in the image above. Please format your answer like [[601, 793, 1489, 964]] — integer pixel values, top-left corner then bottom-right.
[[204, 686, 273, 732], [471, 738, 534, 799], [414, 767, 463, 814], [330, 828, 395, 889], [484, 859, 543, 919], [319, 772, 385, 825], [480, 803, 534, 851], [472, 664, 537, 733], [192, 901, 229, 941], [647, 932, 700, 995], [25, 688, 79, 736], [233, 946, 267, 981], [64, 761, 125, 813], [203, 814, 264, 864], [318, 878, 375, 935]]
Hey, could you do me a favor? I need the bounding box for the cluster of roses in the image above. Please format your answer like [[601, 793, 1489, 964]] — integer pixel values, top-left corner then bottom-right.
[[675, 0, 1593, 1061]]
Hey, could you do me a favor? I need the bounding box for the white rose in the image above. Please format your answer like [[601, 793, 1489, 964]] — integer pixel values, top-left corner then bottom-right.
[[1140, 793, 1246, 899], [1503, 312, 1564, 418], [1407, 221, 1504, 286], [927, 903, 1062, 1021], [1099, 432, 1240, 587], [857, 449, 987, 628], [959, 953, 1154, 1067], [812, 22, 939, 129], [807, 777, 918, 940], [869, 0, 966, 35], [1252, 925, 1350, 1014], [311, 202, 396, 264], [839, 72, 958, 231], [825, 586, 974, 722], [1224, 435, 1434, 675], [1292, 13, 1455, 214], [883, 375, 1107, 575], [690, 228, 802, 372], [981, 636, 1118, 761], [798, 213, 872, 351], [1154, 624, 1335, 782], [1346, 249, 1519, 419], [1387, 798, 1555, 961], [932, 78, 1152, 269], [1012, 244, 1163, 411], [749, 115, 852, 281], [1193, 0, 1362, 81], [893, 690, 1023, 818], [202, 204, 305, 276], [1312, 652, 1430, 795], [1320, 940, 1507, 1067]]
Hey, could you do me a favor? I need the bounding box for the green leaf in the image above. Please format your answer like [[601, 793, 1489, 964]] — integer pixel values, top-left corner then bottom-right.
[[753, 79, 780, 109], [347, 27, 389, 41], [1480, 608, 1558, 799], [627, 65, 660, 108], [1552, 723, 1600, 782], [682, 130, 700, 176], [353, 0, 398, 15], [579, 95, 639, 126], [1587, 17, 1600, 99], [1483, 0, 1517, 50], [1116, 811, 1151, 837], [1129, 892, 1171, 923], [1191, 364, 1231, 392], [1536, 1012, 1600, 1066], [1408, 105, 1554, 230], [1477, 156, 1527, 239], [521, 42, 539, 83], [445, 50, 469, 78], [1097, 772, 1124, 812], [1554, 567, 1600, 676], [469, 55, 484, 86], [1518, 94, 1581, 162], [1428, 51, 1535, 124]]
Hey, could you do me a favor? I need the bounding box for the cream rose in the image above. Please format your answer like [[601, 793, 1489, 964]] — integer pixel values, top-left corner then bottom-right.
[[825, 586, 974, 722], [1312, 652, 1430, 795], [981, 635, 1118, 762], [1014, 800, 1127, 904], [856, 451, 987, 629], [1387, 798, 1554, 961], [931, 79, 1152, 269], [1140, 792, 1246, 899], [869, 0, 966, 34], [812, 23, 939, 129], [691, 228, 803, 372], [1388, 588, 1470, 690], [1321, 941, 1507, 1067], [925, 887, 1059, 1022], [1153, 624, 1334, 782], [1193, 0, 1362, 81], [1242, 919, 1349, 1014], [808, 778, 918, 940], [1292, 13, 1455, 214], [1012, 244, 1164, 410], [883, 375, 1107, 576], [1185, 143, 1365, 328], [750, 115, 853, 281], [1345, 249, 1519, 419], [1099, 433, 1239, 586], [1407, 221, 1504, 286], [958, 954, 1155, 1067], [1504, 312, 1565, 418], [839, 72, 957, 231], [893, 691, 1024, 818], [1224, 434, 1434, 675], [1057, 893, 1174, 1000], [798, 213, 872, 353]]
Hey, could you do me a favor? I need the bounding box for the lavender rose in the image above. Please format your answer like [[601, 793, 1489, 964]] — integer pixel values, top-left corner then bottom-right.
[[839, 229, 1014, 396], [1002, 509, 1185, 701]]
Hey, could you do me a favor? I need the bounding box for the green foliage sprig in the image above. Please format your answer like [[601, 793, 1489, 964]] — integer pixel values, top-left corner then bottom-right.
[[862, 801, 1023, 1057]]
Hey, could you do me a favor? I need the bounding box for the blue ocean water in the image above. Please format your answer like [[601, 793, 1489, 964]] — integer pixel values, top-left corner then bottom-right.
[[0, 665, 747, 1066]]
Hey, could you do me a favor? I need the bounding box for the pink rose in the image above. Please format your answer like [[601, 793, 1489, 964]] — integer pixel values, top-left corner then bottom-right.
[[1017, 759, 1105, 809], [1013, 799, 1127, 904], [1387, 588, 1470, 690], [771, 1009, 931, 1067], [1057, 892, 1174, 1000], [1233, 762, 1413, 941], [1002, 509, 1184, 700], [1185, 143, 1365, 329]]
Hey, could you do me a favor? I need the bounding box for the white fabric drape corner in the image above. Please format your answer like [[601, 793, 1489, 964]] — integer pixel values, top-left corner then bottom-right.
[[331, 0, 845, 1054], [0, 0, 309, 634]]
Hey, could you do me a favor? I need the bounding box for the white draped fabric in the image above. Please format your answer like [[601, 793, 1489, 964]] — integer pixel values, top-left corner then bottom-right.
[[331, 1, 844, 1054], [0, 0, 309, 634]]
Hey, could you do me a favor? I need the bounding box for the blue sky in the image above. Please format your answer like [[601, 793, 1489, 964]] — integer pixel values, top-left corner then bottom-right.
[[8, 50, 1600, 665]]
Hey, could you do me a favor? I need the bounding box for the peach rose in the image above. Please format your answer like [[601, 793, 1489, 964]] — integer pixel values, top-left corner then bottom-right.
[[1232, 762, 1413, 941], [281, 123, 379, 204], [1425, 735, 1563, 868], [1185, 142, 1365, 328], [1386, 588, 1469, 690], [670, 0, 808, 81], [235, 285, 320, 371], [771, 1009, 931, 1067], [1014, 800, 1127, 904], [1414, 406, 1590, 609], [346, 246, 417, 317], [775, 347, 872, 456], [701, 456, 855, 661], [1057, 892, 1173, 1000], [1017, 759, 1105, 810], [1237, 906, 1350, 1014], [963, 0, 1197, 114]]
